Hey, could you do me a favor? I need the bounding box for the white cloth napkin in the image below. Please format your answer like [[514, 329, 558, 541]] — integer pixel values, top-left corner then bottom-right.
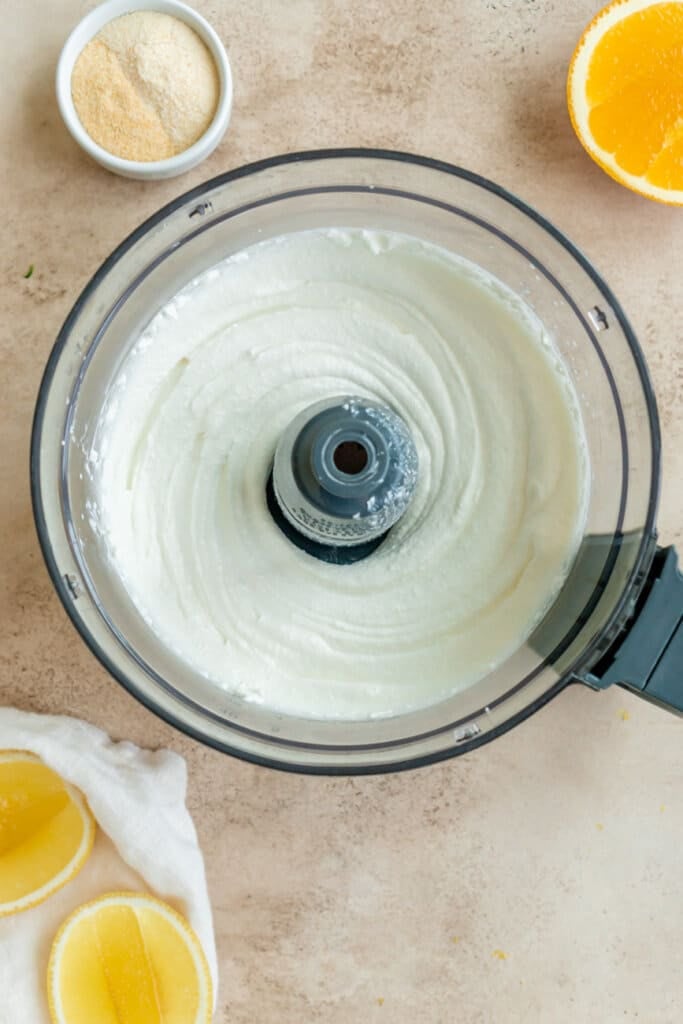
[[0, 707, 217, 1023]]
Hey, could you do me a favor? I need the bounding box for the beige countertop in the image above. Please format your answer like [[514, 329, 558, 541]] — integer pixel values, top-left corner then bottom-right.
[[2, 1, 682, 1021]]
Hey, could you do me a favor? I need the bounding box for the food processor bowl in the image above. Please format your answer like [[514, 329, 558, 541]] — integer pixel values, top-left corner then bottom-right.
[[31, 150, 683, 773]]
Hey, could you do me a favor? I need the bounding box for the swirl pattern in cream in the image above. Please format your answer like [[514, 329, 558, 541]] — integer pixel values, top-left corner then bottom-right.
[[93, 229, 588, 719]]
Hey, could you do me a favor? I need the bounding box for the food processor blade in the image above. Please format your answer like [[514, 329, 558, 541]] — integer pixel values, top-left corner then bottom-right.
[[269, 395, 418, 564]]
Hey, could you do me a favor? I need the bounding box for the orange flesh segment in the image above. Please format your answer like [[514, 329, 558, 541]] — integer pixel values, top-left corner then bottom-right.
[[585, 3, 683, 183]]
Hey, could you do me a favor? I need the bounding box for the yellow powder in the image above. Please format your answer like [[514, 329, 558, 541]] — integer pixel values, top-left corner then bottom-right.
[[71, 11, 219, 163], [72, 40, 174, 161]]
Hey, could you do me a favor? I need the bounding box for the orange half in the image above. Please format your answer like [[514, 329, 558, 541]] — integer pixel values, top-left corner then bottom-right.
[[568, 0, 683, 204]]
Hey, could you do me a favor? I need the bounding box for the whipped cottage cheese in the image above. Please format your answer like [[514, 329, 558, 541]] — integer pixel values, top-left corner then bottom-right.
[[93, 229, 588, 719]]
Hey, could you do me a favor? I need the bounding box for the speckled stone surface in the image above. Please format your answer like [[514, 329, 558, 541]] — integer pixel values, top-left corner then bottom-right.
[[1, 2, 682, 1021]]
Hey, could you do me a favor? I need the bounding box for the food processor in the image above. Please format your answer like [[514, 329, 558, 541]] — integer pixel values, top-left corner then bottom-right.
[[31, 150, 683, 773]]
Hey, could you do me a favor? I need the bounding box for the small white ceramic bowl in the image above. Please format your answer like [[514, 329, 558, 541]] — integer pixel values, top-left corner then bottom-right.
[[56, 0, 233, 180]]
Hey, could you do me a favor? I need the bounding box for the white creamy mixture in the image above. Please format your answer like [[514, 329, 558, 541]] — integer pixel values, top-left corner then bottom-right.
[[93, 229, 588, 719]]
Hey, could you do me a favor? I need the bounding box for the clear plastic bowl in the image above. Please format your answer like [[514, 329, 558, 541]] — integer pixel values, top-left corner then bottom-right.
[[31, 150, 663, 772]]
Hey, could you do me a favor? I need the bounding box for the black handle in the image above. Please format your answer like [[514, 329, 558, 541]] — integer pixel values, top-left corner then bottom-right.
[[584, 546, 683, 715]]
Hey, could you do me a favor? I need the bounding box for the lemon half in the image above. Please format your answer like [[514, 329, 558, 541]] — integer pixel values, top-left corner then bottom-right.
[[0, 750, 95, 916], [47, 891, 213, 1024]]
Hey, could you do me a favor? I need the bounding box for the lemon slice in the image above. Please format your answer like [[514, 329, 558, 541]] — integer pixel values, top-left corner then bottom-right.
[[0, 750, 95, 916], [567, 0, 683, 205], [47, 891, 213, 1024]]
